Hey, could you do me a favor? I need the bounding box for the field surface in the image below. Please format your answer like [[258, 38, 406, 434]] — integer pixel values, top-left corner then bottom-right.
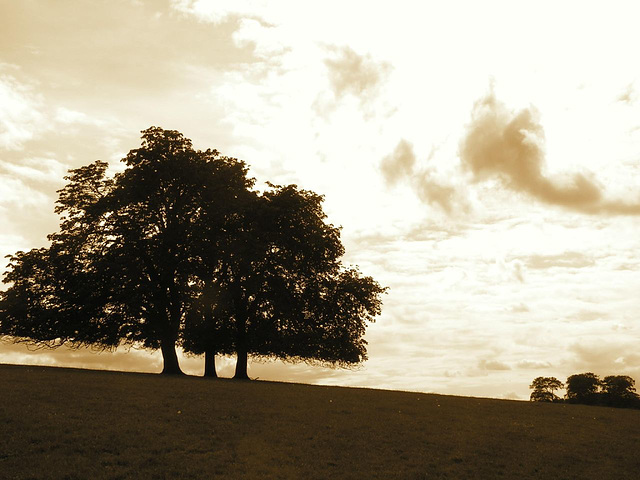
[[1, 364, 639, 479]]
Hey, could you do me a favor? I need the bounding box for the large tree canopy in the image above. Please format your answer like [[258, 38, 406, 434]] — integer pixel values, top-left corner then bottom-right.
[[565, 372, 602, 404], [0, 127, 386, 377], [1, 128, 252, 373], [601, 375, 640, 408], [181, 183, 386, 378]]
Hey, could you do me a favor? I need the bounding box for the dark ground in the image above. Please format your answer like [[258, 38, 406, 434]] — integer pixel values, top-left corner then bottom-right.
[[1, 363, 639, 479]]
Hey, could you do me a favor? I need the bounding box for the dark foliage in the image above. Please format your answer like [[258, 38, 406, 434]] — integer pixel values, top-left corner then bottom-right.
[[529, 372, 640, 409], [181, 182, 387, 378], [0, 127, 386, 377], [529, 376, 563, 402], [565, 372, 602, 405], [601, 375, 640, 408], [2, 129, 251, 373]]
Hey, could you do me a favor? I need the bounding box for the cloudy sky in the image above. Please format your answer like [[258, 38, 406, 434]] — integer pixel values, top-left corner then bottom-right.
[[2, 0, 640, 400]]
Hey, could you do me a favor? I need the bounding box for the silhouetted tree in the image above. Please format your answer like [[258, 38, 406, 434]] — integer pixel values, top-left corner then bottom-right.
[[529, 376, 564, 402], [181, 184, 386, 379], [181, 279, 236, 377], [0, 128, 252, 374], [0, 246, 116, 349], [2, 127, 386, 378], [0, 163, 128, 351], [530, 372, 640, 409], [565, 372, 601, 404], [601, 375, 640, 408]]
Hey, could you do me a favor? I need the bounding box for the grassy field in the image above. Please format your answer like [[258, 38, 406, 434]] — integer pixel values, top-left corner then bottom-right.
[[1, 364, 639, 479]]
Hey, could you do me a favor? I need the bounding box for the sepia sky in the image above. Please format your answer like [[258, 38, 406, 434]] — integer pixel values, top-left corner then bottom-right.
[[2, 0, 640, 400]]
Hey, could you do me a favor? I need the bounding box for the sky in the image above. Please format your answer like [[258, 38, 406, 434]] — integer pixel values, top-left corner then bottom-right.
[[2, 0, 640, 400]]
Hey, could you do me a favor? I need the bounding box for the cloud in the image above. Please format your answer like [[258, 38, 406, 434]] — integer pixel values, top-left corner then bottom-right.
[[459, 90, 640, 214], [412, 173, 459, 215], [509, 303, 530, 313], [502, 258, 526, 283], [171, 0, 273, 25], [516, 360, 552, 369], [381, 139, 464, 214], [511, 260, 525, 283], [54, 107, 108, 127], [0, 156, 68, 186], [0, 74, 44, 150], [380, 139, 415, 185], [567, 310, 606, 322], [522, 251, 595, 270], [478, 359, 511, 371], [231, 18, 291, 61], [324, 46, 391, 102], [0, 1, 254, 101], [568, 340, 640, 380], [617, 83, 637, 105]]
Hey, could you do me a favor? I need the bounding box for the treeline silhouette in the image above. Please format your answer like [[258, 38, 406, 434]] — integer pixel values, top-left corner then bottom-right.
[[530, 373, 640, 409], [0, 127, 387, 377]]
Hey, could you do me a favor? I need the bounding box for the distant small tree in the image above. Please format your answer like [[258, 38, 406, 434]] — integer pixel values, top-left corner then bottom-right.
[[565, 373, 601, 404], [529, 376, 564, 402], [601, 375, 640, 408]]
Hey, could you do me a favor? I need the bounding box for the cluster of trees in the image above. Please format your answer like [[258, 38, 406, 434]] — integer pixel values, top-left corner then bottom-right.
[[530, 373, 640, 409], [0, 127, 386, 378]]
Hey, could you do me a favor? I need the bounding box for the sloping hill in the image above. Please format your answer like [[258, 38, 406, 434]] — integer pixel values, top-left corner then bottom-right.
[[1, 364, 639, 479]]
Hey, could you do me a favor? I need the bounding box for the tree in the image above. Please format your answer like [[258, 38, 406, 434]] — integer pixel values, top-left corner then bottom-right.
[[529, 376, 564, 402], [565, 372, 601, 404], [1, 127, 252, 374], [2, 127, 386, 378], [0, 247, 117, 350], [180, 279, 236, 377], [181, 183, 387, 379], [601, 375, 640, 408], [0, 162, 128, 351]]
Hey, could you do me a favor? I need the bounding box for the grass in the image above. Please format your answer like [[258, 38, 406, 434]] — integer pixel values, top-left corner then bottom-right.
[[1, 364, 639, 479]]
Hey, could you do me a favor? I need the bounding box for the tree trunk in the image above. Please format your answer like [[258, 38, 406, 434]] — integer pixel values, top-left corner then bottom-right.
[[204, 349, 218, 377], [233, 306, 250, 380], [160, 337, 183, 375], [233, 346, 249, 380]]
